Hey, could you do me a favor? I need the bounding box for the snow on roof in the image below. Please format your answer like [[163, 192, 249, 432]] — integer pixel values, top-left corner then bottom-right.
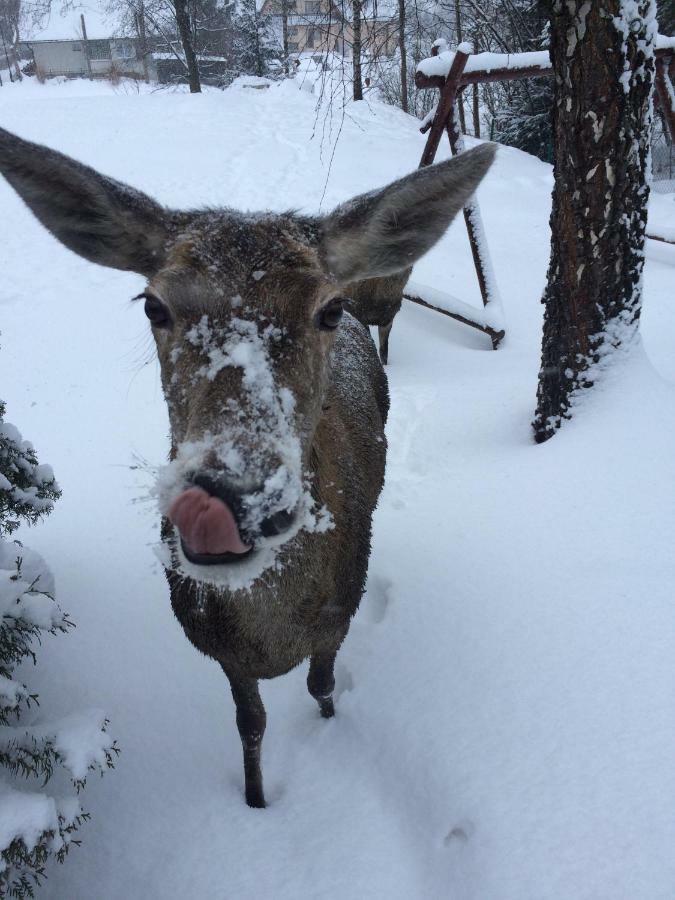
[[23, 0, 122, 42], [418, 34, 675, 80]]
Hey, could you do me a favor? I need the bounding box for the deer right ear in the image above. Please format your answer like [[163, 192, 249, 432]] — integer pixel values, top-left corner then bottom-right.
[[0, 127, 171, 277], [318, 143, 496, 283]]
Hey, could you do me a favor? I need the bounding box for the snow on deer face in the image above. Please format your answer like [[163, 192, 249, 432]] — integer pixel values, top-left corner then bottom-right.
[[147, 215, 342, 578]]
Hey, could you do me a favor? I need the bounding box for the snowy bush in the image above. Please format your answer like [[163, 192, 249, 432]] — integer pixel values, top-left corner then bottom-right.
[[0, 397, 118, 898]]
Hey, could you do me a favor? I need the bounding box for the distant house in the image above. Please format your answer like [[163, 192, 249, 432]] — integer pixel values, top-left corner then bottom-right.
[[24, 37, 151, 80], [17, 4, 152, 80], [259, 0, 398, 59]]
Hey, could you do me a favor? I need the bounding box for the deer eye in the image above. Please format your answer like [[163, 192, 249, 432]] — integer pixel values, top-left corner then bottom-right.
[[143, 295, 171, 329], [317, 299, 344, 331]]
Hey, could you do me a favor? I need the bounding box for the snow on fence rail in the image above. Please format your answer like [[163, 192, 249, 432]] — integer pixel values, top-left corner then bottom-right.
[[416, 34, 675, 89], [404, 281, 505, 347]]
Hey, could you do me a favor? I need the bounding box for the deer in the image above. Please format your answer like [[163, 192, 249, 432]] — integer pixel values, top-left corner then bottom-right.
[[346, 267, 411, 365], [0, 126, 495, 808]]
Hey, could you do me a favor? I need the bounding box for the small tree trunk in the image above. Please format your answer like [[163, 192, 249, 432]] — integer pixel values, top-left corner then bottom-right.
[[472, 83, 480, 136], [398, 0, 408, 113], [352, 0, 363, 101], [282, 0, 289, 75], [453, 0, 466, 131], [533, 1, 656, 442], [136, 3, 149, 83], [80, 14, 92, 81], [254, 6, 263, 76], [174, 0, 201, 93]]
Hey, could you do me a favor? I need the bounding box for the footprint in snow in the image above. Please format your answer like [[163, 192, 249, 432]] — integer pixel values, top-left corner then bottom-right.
[[334, 662, 354, 700], [360, 575, 393, 625], [443, 820, 475, 847]]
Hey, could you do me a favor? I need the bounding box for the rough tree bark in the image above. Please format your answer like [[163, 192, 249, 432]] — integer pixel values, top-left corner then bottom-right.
[[174, 0, 201, 93], [352, 0, 363, 100], [532, 0, 657, 443]]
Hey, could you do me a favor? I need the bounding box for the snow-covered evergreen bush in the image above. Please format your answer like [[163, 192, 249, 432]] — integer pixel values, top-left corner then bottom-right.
[[492, 4, 554, 162], [232, 0, 282, 77], [0, 397, 118, 899]]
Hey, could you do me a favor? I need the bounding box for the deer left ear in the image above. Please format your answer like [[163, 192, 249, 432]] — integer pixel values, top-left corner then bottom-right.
[[318, 143, 496, 283], [0, 126, 172, 277]]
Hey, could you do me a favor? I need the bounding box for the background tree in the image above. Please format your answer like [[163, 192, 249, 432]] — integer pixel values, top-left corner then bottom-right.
[[656, 0, 674, 32], [0, 392, 118, 897], [352, 0, 363, 99], [233, 0, 280, 76], [491, 1, 554, 160], [532, 0, 657, 442], [172, 0, 202, 90], [0, 0, 24, 80]]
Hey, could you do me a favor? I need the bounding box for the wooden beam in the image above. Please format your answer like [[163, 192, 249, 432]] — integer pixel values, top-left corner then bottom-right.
[[646, 233, 675, 247], [404, 293, 505, 347]]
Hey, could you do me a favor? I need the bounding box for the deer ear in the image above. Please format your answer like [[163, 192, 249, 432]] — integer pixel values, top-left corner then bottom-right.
[[0, 127, 171, 277], [319, 143, 496, 282]]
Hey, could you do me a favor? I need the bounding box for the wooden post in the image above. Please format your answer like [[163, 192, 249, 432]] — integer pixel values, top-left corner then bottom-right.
[[80, 14, 93, 80], [418, 45, 504, 349], [445, 98, 503, 347], [419, 47, 469, 166]]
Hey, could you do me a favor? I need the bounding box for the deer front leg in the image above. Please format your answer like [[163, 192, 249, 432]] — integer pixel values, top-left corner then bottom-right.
[[307, 650, 337, 719], [225, 670, 267, 808], [378, 320, 394, 366]]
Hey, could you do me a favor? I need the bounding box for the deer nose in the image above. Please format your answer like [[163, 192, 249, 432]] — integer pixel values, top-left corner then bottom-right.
[[192, 473, 245, 515], [191, 473, 297, 539]]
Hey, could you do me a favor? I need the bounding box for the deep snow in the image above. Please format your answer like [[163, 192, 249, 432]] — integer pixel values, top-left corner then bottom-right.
[[0, 73, 674, 899]]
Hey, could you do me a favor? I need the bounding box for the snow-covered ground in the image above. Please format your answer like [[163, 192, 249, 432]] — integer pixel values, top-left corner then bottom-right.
[[1, 74, 674, 899]]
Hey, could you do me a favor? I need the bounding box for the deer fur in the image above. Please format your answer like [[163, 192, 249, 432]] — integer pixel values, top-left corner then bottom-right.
[[0, 125, 495, 807], [346, 268, 411, 364]]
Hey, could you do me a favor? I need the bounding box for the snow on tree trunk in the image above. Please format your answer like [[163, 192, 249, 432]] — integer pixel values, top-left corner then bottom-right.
[[533, 0, 657, 443]]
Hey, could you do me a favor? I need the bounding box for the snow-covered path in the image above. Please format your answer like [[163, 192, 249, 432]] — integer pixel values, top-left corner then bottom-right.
[[1, 76, 674, 899]]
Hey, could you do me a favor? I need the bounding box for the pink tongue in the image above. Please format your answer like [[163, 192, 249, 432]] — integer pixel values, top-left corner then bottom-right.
[[168, 487, 251, 556]]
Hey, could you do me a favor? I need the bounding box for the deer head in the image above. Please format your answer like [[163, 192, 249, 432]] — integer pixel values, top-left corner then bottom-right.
[[0, 127, 495, 582]]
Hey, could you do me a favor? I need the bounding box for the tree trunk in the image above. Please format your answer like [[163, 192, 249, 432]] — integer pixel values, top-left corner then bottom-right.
[[453, 0, 466, 132], [282, 0, 289, 75], [136, 3, 149, 83], [472, 83, 480, 136], [532, 1, 656, 443], [174, 0, 201, 93], [398, 0, 408, 113], [352, 0, 363, 101], [254, 6, 263, 77]]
